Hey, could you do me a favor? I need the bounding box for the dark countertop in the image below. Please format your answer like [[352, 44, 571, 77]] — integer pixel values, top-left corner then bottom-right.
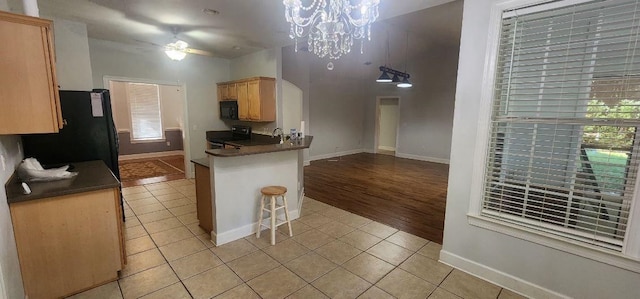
[[206, 136, 313, 157], [5, 160, 120, 204], [191, 158, 210, 168], [206, 130, 233, 142], [205, 131, 281, 146], [224, 134, 282, 147]]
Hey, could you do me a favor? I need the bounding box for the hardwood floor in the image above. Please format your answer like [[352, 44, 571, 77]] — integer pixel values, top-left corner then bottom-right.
[[304, 153, 449, 244]]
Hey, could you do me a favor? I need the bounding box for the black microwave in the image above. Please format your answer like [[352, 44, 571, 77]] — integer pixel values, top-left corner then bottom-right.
[[220, 101, 239, 120]]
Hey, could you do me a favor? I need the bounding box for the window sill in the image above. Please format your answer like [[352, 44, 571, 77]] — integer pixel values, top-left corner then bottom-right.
[[129, 138, 166, 144], [467, 213, 640, 273]]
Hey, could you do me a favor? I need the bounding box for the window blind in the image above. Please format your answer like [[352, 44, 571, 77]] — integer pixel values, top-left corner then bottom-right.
[[483, 0, 640, 251], [128, 83, 163, 141]]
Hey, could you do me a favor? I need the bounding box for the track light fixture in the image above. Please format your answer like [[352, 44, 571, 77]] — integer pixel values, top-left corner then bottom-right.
[[377, 66, 411, 87]]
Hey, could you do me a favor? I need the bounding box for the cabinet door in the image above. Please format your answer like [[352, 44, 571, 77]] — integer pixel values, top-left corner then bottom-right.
[[194, 164, 213, 233], [237, 82, 249, 120], [0, 12, 61, 134], [228, 83, 237, 99], [11, 189, 122, 298], [248, 80, 262, 120], [258, 79, 276, 122], [219, 84, 229, 100]]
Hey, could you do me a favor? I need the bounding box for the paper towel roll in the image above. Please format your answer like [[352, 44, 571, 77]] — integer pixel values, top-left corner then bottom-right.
[[23, 0, 39, 17], [300, 121, 305, 134]]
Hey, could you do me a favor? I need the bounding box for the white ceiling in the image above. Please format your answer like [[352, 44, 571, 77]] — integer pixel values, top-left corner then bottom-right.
[[7, 0, 456, 59]]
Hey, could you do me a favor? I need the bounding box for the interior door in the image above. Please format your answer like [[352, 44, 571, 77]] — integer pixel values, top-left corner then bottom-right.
[[237, 82, 249, 120], [248, 80, 261, 120]]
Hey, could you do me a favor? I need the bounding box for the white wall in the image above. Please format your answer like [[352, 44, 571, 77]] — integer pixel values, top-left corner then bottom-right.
[[89, 39, 230, 176], [0, 136, 24, 299], [230, 48, 277, 80], [282, 80, 303, 134], [160, 85, 185, 130], [378, 98, 399, 150], [441, 1, 640, 298], [282, 46, 311, 163], [362, 1, 462, 164], [109, 81, 129, 131], [49, 18, 94, 90]]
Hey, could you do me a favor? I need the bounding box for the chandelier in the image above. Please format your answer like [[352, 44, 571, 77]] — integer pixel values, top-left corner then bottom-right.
[[283, 0, 380, 61]]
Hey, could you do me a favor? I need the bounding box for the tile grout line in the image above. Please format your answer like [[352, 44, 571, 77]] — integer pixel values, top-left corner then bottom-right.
[[121, 181, 201, 299], [120, 187, 449, 299]]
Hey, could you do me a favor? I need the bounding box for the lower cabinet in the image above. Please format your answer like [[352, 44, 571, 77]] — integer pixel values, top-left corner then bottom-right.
[[10, 188, 124, 299], [194, 163, 214, 234]]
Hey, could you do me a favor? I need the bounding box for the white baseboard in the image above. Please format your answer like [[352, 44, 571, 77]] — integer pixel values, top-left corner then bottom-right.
[[395, 152, 450, 164], [213, 209, 300, 246], [118, 150, 184, 161], [309, 149, 365, 161], [439, 250, 569, 299], [377, 146, 396, 151]]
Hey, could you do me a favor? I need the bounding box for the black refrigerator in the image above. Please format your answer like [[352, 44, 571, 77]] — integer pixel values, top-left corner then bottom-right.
[[21, 89, 123, 217]]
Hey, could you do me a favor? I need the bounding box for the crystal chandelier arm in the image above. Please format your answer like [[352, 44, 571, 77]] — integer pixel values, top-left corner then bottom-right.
[[344, 0, 379, 27], [283, 0, 325, 28]]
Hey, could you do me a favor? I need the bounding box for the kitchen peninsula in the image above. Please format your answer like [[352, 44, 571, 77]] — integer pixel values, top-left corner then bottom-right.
[[194, 136, 312, 246]]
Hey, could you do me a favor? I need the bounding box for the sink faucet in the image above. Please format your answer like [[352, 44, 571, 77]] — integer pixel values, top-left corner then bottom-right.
[[272, 128, 284, 144]]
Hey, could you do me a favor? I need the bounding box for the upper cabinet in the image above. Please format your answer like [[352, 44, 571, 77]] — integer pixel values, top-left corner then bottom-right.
[[217, 84, 229, 101], [0, 11, 62, 134], [217, 77, 275, 122]]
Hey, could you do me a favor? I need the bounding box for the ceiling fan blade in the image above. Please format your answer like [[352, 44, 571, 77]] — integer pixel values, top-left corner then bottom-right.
[[185, 48, 214, 57]]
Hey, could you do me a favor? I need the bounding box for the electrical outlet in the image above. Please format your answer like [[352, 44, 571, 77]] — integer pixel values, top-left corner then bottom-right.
[[166, 141, 171, 146]]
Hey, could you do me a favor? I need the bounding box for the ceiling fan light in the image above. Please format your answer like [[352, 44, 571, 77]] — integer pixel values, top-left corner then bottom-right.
[[165, 49, 187, 61], [165, 40, 189, 60], [376, 71, 392, 83], [397, 76, 412, 88]]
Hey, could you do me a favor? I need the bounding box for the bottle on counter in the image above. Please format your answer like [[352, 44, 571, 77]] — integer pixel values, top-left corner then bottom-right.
[[290, 128, 297, 141]]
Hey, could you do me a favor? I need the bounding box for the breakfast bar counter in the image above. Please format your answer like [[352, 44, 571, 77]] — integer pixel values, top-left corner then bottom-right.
[[205, 136, 312, 157], [203, 137, 311, 246]]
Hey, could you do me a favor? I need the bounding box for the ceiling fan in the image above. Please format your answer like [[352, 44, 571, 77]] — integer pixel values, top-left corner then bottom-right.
[[140, 26, 214, 61]]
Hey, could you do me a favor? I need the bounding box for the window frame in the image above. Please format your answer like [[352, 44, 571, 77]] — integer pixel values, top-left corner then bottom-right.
[[467, 0, 640, 273], [126, 82, 165, 143]]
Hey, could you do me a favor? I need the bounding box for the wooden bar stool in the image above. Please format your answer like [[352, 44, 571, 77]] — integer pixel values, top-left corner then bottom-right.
[[256, 186, 293, 245]]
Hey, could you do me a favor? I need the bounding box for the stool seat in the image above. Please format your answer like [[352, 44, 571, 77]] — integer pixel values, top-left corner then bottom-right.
[[260, 186, 287, 196]]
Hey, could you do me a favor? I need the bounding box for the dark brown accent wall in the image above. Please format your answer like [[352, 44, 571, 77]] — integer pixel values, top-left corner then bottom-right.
[[118, 129, 183, 155]]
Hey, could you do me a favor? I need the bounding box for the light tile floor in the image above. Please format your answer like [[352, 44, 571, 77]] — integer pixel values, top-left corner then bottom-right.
[[67, 179, 528, 299]]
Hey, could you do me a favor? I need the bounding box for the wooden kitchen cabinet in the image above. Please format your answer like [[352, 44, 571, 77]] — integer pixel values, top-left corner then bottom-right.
[[0, 11, 62, 134], [228, 83, 237, 100], [246, 77, 275, 121], [10, 188, 124, 299], [194, 162, 214, 234], [218, 77, 275, 122], [217, 84, 230, 101], [237, 81, 249, 120]]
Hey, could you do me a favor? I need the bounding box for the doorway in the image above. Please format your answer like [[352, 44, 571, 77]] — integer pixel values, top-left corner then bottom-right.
[[375, 97, 400, 156], [105, 77, 189, 186]]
